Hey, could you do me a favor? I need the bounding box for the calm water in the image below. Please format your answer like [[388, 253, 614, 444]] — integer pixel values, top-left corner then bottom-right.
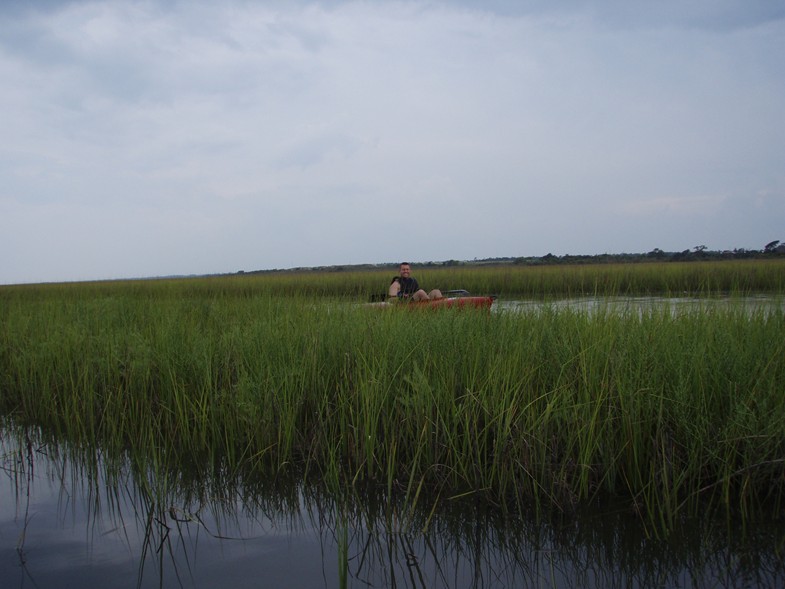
[[493, 294, 785, 316], [2, 429, 783, 588]]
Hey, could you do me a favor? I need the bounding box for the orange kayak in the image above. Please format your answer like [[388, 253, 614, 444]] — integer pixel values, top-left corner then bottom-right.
[[367, 295, 495, 310], [411, 295, 495, 310]]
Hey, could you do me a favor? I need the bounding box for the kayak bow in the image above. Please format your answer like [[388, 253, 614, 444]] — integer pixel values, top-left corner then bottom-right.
[[366, 294, 496, 310]]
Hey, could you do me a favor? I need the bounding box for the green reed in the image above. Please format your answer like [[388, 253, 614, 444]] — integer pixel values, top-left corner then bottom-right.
[[1, 272, 784, 531], [4, 258, 784, 300]]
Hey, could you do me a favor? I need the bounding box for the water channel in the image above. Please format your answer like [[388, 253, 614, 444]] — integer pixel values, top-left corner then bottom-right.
[[2, 429, 784, 588], [493, 294, 785, 317]]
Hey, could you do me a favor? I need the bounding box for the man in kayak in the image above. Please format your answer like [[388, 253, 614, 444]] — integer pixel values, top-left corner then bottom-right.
[[388, 262, 442, 301]]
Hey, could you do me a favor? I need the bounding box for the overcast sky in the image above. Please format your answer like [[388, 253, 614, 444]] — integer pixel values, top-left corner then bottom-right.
[[1, 0, 783, 284]]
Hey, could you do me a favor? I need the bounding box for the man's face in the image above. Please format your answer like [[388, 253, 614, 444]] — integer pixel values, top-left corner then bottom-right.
[[400, 264, 411, 277]]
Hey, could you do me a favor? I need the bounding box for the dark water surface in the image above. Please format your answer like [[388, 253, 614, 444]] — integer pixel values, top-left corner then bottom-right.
[[2, 429, 783, 588]]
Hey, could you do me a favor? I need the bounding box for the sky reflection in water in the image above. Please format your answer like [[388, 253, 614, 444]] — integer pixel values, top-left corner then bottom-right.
[[2, 411, 784, 587], [494, 295, 785, 317]]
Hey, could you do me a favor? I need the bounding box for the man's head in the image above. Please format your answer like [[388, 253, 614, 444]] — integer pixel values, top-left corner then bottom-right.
[[399, 263, 411, 277]]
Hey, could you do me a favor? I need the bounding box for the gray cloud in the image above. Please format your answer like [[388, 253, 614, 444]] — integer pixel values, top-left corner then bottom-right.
[[1, 0, 783, 283]]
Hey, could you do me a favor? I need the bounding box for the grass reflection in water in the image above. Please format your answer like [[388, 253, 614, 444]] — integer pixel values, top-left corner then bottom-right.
[[2, 426, 783, 589]]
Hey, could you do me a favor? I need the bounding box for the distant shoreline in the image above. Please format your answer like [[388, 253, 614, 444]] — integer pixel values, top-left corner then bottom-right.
[[240, 245, 785, 276]]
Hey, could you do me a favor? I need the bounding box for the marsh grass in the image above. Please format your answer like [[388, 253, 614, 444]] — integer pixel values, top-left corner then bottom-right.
[[4, 258, 784, 300], [1, 262, 784, 531]]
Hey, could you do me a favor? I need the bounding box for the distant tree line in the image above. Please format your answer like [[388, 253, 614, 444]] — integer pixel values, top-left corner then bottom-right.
[[415, 240, 785, 269], [240, 241, 784, 275], [509, 241, 785, 266]]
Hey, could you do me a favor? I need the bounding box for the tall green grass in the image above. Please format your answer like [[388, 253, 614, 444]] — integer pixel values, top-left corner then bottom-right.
[[4, 258, 785, 299], [1, 265, 784, 531]]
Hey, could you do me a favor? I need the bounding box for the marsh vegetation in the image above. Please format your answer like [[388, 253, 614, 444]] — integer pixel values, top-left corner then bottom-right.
[[2, 260, 784, 528]]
